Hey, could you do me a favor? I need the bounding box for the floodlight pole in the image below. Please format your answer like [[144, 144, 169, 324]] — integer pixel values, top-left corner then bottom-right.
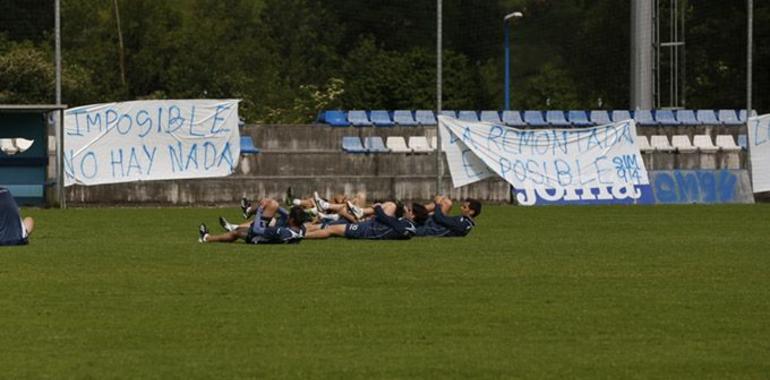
[[746, 0, 755, 189], [55, 0, 65, 209], [436, 0, 443, 195], [747, 0, 753, 120], [503, 12, 523, 110]]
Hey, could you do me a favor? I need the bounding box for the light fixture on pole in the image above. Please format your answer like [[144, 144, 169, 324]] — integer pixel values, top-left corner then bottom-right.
[[504, 12, 523, 110]]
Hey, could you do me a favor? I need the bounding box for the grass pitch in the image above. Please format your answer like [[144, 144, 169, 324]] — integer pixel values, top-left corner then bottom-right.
[[1, 204, 769, 378]]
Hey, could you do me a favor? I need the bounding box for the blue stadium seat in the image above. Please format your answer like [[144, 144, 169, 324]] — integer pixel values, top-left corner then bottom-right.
[[611, 110, 633, 122], [370, 110, 393, 127], [501, 111, 526, 127], [393, 110, 417, 126], [654, 110, 680, 125], [634, 110, 658, 126], [348, 110, 372, 127], [321, 110, 350, 127], [523, 111, 548, 127], [440, 110, 457, 119], [415, 110, 437, 125], [458, 110, 479, 122], [342, 136, 367, 153], [567, 110, 593, 127], [240, 136, 260, 154], [364, 136, 390, 153], [676, 110, 701, 125], [589, 110, 612, 125], [718, 110, 741, 126], [480, 111, 502, 124], [696, 110, 720, 125], [546, 111, 571, 127], [737, 134, 748, 151], [738, 109, 758, 123]]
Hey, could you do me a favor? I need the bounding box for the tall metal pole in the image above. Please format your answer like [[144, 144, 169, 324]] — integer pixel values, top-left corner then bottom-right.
[[747, 0, 753, 119], [113, 0, 127, 86], [436, 0, 443, 195], [55, 0, 65, 208], [504, 24, 510, 110]]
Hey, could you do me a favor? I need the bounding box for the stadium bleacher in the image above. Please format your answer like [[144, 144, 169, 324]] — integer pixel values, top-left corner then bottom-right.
[[523, 111, 548, 127], [590, 110, 612, 125], [409, 136, 432, 153], [415, 110, 437, 126], [480, 111, 502, 124], [716, 135, 741, 152], [369, 110, 393, 127], [693, 135, 719, 153], [676, 110, 700, 125], [393, 110, 417, 126], [364, 136, 390, 153], [342, 136, 367, 153], [458, 110, 480, 123], [568, 111, 593, 127], [650, 135, 675, 152], [502, 111, 526, 127], [545, 111, 571, 127], [672, 135, 697, 153], [240, 136, 260, 155], [321, 109, 756, 128], [637, 135, 653, 152], [386, 136, 411, 153]]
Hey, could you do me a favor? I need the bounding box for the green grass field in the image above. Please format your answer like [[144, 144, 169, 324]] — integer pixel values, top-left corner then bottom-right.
[[1, 204, 769, 378]]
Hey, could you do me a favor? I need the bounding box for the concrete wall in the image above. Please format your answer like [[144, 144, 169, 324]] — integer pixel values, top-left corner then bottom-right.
[[60, 124, 752, 205]]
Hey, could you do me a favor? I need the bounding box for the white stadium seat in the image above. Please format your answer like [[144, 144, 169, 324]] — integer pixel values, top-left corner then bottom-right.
[[671, 135, 697, 153], [715, 135, 742, 152], [409, 136, 432, 153], [692, 135, 719, 153], [386, 136, 411, 153], [637, 135, 654, 152], [650, 135, 675, 152]]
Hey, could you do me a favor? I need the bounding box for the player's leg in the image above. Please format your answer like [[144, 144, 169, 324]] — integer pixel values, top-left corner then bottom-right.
[[22, 217, 34, 236], [206, 230, 247, 243], [304, 223, 346, 239]]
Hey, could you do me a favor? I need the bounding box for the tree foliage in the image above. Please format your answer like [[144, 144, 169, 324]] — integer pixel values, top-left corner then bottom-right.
[[0, 0, 768, 121]]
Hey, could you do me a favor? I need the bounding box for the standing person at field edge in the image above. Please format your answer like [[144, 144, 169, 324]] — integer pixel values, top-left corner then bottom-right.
[[0, 187, 34, 246]]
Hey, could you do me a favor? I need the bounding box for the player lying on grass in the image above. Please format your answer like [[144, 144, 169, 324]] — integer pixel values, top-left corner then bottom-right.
[[410, 196, 481, 237], [199, 198, 306, 244], [0, 187, 34, 246], [304, 201, 416, 240]]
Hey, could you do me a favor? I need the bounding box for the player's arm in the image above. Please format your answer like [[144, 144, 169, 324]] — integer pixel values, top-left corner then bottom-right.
[[373, 205, 409, 236], [432, 203, 472, 235]]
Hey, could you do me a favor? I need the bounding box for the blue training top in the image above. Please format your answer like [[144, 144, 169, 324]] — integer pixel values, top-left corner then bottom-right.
[[0, 188, 28, 246], [245, 207, 304, 245], [415, 203, 475, 237], [344, 205, 416, 240]]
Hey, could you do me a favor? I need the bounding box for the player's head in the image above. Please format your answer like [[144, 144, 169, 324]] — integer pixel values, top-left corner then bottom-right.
[[288, 206, 307, 227], [461, 198, 482, 218], [411, 202, 429, 225], [395, 201, 405, 218]]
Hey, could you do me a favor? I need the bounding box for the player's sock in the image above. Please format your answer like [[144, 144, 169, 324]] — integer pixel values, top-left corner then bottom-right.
[[198, 223, 209, 243], [318, 212, 340, 222], [313, 191, 330, 212], [347, 201, 365, 219], [240, 197, 252, 219], [219, 216, 237, 232], [292, 199, 302, 207]]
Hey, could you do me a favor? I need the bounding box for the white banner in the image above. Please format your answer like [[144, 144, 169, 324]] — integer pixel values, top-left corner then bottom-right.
[[64, 99, 240, 186], [748, 114, 770, 193], [439, 116, 650, 205]]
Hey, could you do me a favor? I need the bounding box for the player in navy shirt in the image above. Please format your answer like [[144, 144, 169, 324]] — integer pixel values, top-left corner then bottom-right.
[[199, 198, 305, 244], [304, 202, 416, 240], [0, 187, 34, 246], [413, 196, 480, 237]]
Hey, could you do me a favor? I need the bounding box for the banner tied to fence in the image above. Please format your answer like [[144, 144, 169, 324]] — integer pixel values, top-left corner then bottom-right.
[[64, 99, 240, 187], [748, 114, 770, 193], [438, 116, 651, 206]]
